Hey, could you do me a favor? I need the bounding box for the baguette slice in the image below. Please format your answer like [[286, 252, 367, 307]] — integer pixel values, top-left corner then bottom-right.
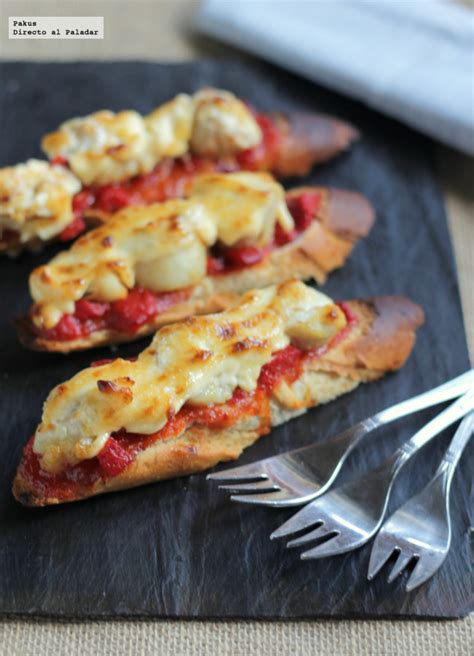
[[18, 186, 374, 353], [13, 289, 424, 507], [2, 90, 358, 255], [41, 91, 358, 188]]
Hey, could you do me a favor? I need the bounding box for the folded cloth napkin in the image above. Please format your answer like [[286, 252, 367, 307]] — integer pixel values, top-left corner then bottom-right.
[[195, 0, 474, 155]]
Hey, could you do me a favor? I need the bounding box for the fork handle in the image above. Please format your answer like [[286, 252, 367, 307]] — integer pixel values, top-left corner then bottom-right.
[[432, 412, 474, 518], [395, 389, 474, 468], [441, 411, 474, 472], [320, 370, 474, 462], [408, 412, 474, 524], [373, 370, 474, 426]]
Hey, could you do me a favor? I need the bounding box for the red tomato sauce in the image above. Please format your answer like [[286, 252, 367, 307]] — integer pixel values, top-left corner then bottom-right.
[[258, 345, 304, 393], [21, 306, 357, 500], [311, 301, 358, 358], [206, 190, 322, 274], [81, 155, 220, 216], [36, 287, 192, 341], [20, 438, 104, 502], [236, 113, 282, 171]]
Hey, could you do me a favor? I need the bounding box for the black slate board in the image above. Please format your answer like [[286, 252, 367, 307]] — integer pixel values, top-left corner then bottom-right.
[[0, 60, 472, 620]]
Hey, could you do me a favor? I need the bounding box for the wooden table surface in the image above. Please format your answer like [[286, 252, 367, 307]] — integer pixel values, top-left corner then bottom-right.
[[0, 1, 472, 654]]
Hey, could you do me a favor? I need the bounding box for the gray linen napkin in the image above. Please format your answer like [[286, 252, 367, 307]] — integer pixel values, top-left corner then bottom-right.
[[195, 0, 474, 154]]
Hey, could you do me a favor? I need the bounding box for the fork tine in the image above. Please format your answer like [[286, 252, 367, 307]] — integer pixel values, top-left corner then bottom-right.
[[286, 523, 329, 548], [270, 504, 322, 540], [206, 462, 268, 481], [387, 552, 415, 583], [405, 557, 439, 592], [367, 540, 396, 580], [299, 532, 345, 559], [218, 480, 278, 493], [300, 531, 363, 559], [230, 489, 293, 505]]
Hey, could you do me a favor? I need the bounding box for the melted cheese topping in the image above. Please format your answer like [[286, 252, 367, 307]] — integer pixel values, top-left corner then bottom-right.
[[188, 172, 293, 246], [30, 172, 294, 329], [190, 89, 262, 157], [33, 281, 346, 473], [41, 89, 262, 185], [145, 94, 194, 158], [0, 159, 81, 243]]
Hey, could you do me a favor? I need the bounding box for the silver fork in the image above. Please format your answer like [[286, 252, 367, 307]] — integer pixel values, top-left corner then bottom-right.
[[367, 411, 474, 591], [207, 370, 474, 507], [270, 389, 474, 559]]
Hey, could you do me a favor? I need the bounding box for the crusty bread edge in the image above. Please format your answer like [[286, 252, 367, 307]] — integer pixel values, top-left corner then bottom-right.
[[273, 112, 360, 176], [13, 296, 424, 506]]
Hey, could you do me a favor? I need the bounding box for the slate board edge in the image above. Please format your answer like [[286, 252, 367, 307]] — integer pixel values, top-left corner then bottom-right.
[[0, 59, 471, 622], [0, 609, 470, 621]]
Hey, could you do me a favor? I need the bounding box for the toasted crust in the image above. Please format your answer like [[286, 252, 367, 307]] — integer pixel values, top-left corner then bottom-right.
[[13, 296, 424, 506], [313, 297, 424, 376], [273, 112, 360, 177], [18, 187, 375, 353]]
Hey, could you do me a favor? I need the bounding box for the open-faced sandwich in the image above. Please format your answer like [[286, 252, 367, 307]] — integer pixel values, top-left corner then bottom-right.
[[18, 172, 374, 352], [1, 89, 358, 255], [42, 87, 358, 206], [13, 280, 424, 507]]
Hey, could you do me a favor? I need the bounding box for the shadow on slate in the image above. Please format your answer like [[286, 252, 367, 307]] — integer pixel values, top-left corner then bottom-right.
[[0, 60, 472, 620]]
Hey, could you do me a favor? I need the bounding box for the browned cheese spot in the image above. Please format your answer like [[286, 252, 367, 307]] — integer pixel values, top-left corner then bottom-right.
[[97, 379, 134, 404], [232, 338, 267, 353], [215, 323, 235, 339], [105, 144, 125, 155], [39, 268, 52, 283], [101, 235, 113, 247], [192, 350, 212, 362]]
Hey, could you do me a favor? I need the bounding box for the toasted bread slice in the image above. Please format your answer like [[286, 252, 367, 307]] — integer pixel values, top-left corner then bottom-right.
[[13, 295, 423, 506], [18, 187, 374, 353], [2, 100, 359, 256]]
